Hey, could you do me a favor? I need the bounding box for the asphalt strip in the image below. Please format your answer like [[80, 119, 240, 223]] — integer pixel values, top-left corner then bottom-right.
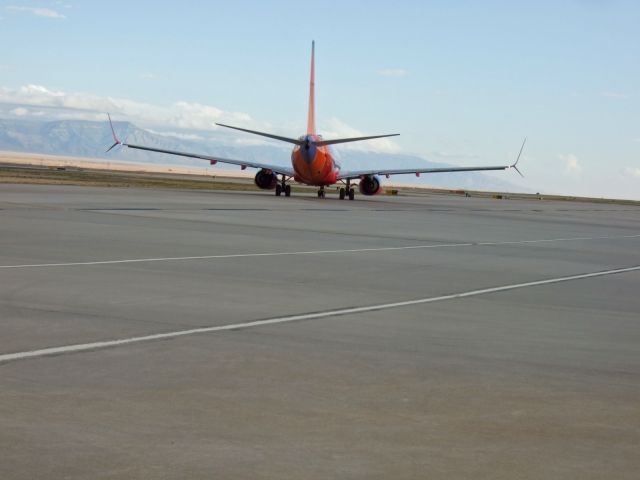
[[1, 264, 639, 364], [1, 234, 639, 270]]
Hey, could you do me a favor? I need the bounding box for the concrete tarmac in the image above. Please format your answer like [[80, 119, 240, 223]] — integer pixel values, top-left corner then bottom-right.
[[1, 184, 639, 479]]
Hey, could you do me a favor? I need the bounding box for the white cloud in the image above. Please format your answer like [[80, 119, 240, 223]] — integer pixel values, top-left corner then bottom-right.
[[144, 129, 205, 141], [601, 91, 629, 99], [9, 107, 29, 117], [10, 107, 29, 116], [377, 68, 408, 77], [624, 167, 640, 178], [429, 151, 479, 160], [0, 84, 255, 131], [0, 85, 403, 154], [320, 117, 402, 154], [171, 101, 250, 130], [558, 153, 582, 174], [6, 6, 65, 19], [232, 137, 272, 146]]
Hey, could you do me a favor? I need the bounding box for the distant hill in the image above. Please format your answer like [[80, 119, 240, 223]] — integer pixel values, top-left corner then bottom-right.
[[0, 117, 523, 191]]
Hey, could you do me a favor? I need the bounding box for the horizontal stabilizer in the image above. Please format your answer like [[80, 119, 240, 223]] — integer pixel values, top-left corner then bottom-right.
[[216, 123, 302, 145], [315, 133, 399, 147]]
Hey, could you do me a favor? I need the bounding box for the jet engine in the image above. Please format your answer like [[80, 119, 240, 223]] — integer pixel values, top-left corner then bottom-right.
[[254, 169, 277, 189], [358, 175, 382, 195]]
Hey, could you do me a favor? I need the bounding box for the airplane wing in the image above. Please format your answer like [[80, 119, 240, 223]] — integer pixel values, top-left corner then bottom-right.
[[337, 138, 526, 180], [120, 143, 296, 177], [107, 115, 296, 177]]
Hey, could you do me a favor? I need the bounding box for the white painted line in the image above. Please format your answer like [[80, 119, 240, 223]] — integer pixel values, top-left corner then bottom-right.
[[0, 243, 474, 269], [475, 234, 640, 246], [1, 234, 639, 270], [1, 264, 639, 364]]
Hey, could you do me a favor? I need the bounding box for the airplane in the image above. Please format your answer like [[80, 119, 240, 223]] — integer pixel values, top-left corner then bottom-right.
[[107, 41, 524, 200]]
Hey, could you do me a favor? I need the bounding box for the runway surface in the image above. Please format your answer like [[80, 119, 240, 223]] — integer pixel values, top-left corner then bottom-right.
[[1, 184, 639, 479]]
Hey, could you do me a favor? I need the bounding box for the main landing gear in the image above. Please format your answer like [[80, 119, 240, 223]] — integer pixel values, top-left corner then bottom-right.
[[339, 187, 355, 200], [338, 179, 355, 200], [275, 175, 291, 197], [317, 186, 326, 198], [275, 184, 291, 197]]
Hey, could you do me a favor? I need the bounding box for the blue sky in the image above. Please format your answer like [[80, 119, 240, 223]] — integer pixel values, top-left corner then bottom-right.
[[1, 1, 639, 199]]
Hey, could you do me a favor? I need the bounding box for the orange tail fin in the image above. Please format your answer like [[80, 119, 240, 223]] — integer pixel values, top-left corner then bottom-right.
[[307, 41, 316, 135]]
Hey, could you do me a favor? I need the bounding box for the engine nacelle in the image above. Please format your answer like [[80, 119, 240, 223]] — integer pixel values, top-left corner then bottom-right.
[[254, 169, 277, 190], [358, 175, 382, 196]]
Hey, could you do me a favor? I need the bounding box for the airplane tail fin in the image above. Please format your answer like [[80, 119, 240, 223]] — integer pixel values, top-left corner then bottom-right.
[[218, 41, 316, 143], [307, 40, 316, 135]]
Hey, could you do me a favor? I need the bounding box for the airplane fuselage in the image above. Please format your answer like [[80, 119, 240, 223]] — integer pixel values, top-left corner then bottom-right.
[[291, 135, 339, 186]]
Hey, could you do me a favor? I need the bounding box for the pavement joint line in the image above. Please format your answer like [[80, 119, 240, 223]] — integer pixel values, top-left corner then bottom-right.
[[1, 264, 639, 364], [1, 234, 639, 270]]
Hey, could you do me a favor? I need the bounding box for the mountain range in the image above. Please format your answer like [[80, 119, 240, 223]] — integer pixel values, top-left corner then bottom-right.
[[0, 117, 523, 191]]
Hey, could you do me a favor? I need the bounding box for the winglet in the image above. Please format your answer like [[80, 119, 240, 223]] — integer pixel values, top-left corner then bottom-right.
[[106, 113, 122, 152], [510, 137, 526, 177]]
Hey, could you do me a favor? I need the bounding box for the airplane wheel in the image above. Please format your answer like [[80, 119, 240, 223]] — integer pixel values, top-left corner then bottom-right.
[[348, 188, 355, 200], [284, 185, 291, 197], [275, 184, 282, 196], [339, 187, 345, 200]]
